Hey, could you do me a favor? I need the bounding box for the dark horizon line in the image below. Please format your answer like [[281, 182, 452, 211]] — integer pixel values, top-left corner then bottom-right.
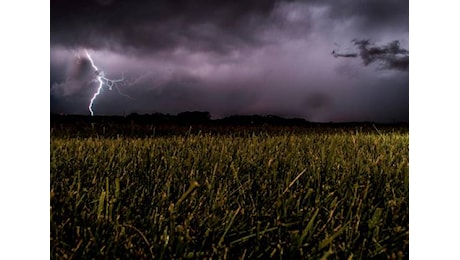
[[50, 111, 409, 125]]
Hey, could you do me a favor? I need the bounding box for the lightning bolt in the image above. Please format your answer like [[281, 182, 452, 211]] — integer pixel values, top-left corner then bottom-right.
[[85, 49, 131, 116]]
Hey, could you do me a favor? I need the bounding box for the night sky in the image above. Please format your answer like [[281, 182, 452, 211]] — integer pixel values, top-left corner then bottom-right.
[[50, 0, 408, 122]]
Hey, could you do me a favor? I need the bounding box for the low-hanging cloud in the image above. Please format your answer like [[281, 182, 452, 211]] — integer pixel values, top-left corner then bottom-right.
[[332, 51, 358, 58], [332, 39, 409, 71]]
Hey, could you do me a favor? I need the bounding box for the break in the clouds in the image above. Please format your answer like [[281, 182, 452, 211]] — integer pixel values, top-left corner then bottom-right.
[[51, 0, 408, 122]]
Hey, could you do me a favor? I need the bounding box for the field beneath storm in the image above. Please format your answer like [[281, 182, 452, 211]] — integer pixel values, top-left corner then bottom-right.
[[50, 117, 408, 259]]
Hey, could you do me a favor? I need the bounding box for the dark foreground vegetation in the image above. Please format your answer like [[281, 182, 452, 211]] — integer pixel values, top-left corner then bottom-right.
[[50, 114, 408, 259]]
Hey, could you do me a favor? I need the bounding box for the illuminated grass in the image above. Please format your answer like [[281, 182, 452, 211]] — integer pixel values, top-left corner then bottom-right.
[[50, 131, 408, 259]]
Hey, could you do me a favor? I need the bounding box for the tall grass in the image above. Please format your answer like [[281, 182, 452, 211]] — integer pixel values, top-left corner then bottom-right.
[[51, 131, 408, 259]]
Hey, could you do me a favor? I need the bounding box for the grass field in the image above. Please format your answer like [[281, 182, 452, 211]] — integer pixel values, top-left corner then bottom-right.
[[50, 129, 408, 259]]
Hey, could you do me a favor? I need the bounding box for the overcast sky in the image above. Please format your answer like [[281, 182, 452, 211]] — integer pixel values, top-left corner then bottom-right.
[[50, 0, 408, 122]]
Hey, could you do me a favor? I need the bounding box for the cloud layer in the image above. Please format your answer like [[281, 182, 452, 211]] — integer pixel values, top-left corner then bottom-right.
[[51, 0, 409, 122]]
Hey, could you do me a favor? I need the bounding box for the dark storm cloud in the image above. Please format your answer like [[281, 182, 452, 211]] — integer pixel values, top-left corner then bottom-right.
[[353, 40, 409, 71], [51, 0, 408, 54], [315, 0, 409, 31], [332, 51, 358, 58], [51, 0, 408, 122], [51, 0, 279, 54], [51, 0, 410, 58], [332, 40, 409, 71]]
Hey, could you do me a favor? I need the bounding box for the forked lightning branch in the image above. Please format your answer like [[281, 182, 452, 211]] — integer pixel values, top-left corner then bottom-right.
[[85, 50, 130, 116]]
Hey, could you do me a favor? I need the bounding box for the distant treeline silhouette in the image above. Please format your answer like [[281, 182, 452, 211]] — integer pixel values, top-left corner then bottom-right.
[[51, 111, 310, 126], [50, 111, 408, 138]]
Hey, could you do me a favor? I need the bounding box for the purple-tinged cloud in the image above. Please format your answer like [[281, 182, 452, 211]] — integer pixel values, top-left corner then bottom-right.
[[51, 0, 408, 123]]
